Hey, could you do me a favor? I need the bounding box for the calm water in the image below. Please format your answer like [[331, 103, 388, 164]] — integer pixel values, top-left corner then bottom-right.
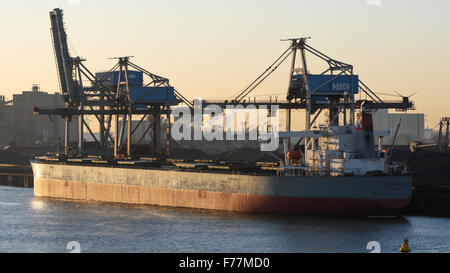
[[0, 186, 449, 253]]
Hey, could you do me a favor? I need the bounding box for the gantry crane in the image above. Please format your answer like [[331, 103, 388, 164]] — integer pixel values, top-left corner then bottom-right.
[[35, 9, 414, 161], [203, 37, 414, 149], [36, 8, 192, 159]]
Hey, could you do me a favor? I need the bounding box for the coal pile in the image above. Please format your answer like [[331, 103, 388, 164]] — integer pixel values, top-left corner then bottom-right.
[[2, 145, 57, 159], [0, 149, 30, 165], [390, 146, 415, 161], [218, 148, 281, 163], [407, 151, 450, 184], [257, 152, 280, 162], [170, 148, 212, 160], [0, 145, 58, 166]]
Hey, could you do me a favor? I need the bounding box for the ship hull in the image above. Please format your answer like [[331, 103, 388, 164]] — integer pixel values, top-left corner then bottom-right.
[[31, 161, 412, 216]]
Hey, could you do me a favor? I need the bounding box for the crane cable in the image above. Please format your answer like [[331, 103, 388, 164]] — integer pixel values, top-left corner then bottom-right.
[[233, 45, 294, 102]]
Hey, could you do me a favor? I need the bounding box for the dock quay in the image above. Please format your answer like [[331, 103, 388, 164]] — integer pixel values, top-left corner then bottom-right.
[[0, 164, 34, 188]]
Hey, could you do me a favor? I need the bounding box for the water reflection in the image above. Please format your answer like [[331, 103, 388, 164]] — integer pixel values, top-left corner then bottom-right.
[[30, 199, 46, 210]]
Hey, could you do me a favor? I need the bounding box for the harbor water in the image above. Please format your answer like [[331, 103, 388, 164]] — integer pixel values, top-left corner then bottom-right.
[[0, 186, 449, 253]]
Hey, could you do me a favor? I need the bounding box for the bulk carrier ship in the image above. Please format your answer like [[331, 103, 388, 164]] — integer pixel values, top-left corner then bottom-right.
[[31, 9, 413, 216]]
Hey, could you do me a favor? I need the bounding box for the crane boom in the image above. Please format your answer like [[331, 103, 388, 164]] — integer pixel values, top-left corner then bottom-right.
[[49, 8, 78, 105]]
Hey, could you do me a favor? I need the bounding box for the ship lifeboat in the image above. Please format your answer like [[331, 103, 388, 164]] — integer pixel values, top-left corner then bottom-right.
[[287, 148, 303, 165], [287, 150, 302, 160]]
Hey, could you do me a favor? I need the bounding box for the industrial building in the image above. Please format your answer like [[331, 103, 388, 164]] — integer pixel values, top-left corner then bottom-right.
[[372, 109, 424, 146], [0, 85, 78, 147]]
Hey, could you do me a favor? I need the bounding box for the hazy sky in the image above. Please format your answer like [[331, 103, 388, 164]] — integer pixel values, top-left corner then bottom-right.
[[0, 0, 449, 127]]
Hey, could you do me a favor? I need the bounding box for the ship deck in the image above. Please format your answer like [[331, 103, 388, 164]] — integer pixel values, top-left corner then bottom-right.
[[31, 155, 406, 178]]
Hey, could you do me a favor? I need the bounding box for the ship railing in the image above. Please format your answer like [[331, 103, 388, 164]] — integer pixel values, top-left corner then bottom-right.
[[276, 166, 315, 177]]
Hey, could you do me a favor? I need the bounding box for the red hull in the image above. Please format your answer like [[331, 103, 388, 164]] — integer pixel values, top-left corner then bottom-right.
[[240, 195, 410, 215]]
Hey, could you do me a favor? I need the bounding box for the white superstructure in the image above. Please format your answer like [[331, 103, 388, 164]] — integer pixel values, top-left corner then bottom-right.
[[281, 112, 391, 176]]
